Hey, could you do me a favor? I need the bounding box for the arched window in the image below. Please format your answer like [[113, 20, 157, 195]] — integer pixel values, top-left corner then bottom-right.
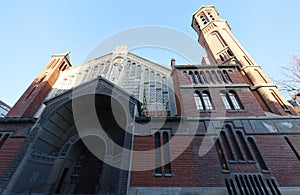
[[189, 71, 196, 84], [223, 70, 232, 83], [248, 137, 268, 172], [236, 131, 253, 161], [211, 71, 220, 83], [217, 70, 225, 83], [206, 71, 214, 83], [220, 91, 232, 110], [228, 91, 242, 110], [194, 71, 201, 84], [220, 131, 234, 161], [215, 139, 229, 171], [202, 91, 214, 110], [225, 125, 243, 161], [200, 71, 208, 84], [193, 92, 204, 110]]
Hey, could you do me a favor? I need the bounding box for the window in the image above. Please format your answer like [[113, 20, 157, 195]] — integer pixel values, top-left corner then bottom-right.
[[163, 132, 172, 176], [202, 91, 214, 110], [215, 139, 229, 171], [0, 134, 10, 149], [189, 71, 196, 84], [200, 71, 208, 84], [221, 91, 243, 110], [194, 71, 201, 84], [223, 70, 232, 83], [193, 92, 204, 110], [154, 131, 172, 177], [206, 71, 214, 83], [217, 70, 225, 83], [211, 71, 220, 83], [221, 91, 232, 110], [248, 137, 269, 172], [228, 91, 242, 110], [154, 132, 162, 176]]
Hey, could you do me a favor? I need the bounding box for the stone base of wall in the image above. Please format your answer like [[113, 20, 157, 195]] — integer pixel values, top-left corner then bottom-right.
[[128, 187, 227, 195]]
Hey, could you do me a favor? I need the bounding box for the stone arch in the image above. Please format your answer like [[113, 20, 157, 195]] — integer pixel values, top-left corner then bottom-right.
[[7, 78, 138, 194]]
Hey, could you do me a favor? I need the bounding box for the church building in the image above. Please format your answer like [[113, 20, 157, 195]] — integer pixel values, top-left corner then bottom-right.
[[0, 5, 300, 194]]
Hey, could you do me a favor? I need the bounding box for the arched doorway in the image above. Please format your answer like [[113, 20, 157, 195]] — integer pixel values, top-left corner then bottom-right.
[[56, 136, 106, 194]]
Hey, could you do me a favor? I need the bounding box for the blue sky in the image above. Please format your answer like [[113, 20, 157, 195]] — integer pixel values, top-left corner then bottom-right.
[[1, 0, 300, 106]]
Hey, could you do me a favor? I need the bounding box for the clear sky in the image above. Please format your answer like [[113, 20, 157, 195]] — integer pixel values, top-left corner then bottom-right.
[[1, 0, 300, 107]]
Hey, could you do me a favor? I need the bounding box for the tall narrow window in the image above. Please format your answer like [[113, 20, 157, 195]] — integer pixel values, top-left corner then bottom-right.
[[193, 92, 204, 110], [220, 131, 234, 161], [189, 71, 196, 84], [236, 131, 253, 161], [0, 134, 9, 149], [221, 91, 232, 110], [202, 91, 214, 110], [225, 125, 243, 161], [206, 71, 215, 83], [154, 132, 162, 176], [194, 71, 201, 84], [248, 137, 269, 172], [284, 136, 300, 161], [228, 91, 242, 110], [200, 71, 208, 84], [223, 70, 232, 83], [162, 77, 170, 111], [130, 63, 136, 77], [215, 139, 229, 171], [163, 132, 172, 176], [156, 74, 163, 110], [212, 71, 220, 83], [217, 70, 225, 83]]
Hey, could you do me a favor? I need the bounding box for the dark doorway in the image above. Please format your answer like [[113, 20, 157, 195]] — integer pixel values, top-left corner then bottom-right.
[[73, 144, 103, 194]]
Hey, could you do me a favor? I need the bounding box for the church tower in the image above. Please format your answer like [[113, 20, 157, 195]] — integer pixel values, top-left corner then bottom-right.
[[6, 53, 71, 117], [191, 5, 296, 115]]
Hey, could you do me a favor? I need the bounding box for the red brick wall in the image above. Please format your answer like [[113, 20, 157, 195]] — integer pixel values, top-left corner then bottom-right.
[[0, 138, 25, 177], [255, 135, 300, 186], [130, 135, 223, 187]]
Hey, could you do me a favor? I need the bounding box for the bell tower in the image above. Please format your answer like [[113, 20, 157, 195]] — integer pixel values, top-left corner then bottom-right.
[[6, 52, 72, 117], [192, 5, 296, 115]]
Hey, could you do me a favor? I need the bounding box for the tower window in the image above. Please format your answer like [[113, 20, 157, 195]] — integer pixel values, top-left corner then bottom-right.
[[220, 55, 225, 62]]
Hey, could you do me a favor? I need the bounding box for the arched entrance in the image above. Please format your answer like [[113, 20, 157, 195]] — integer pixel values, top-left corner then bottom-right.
[[6, 78, 138, 195], [56, 136, 106, 194]]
